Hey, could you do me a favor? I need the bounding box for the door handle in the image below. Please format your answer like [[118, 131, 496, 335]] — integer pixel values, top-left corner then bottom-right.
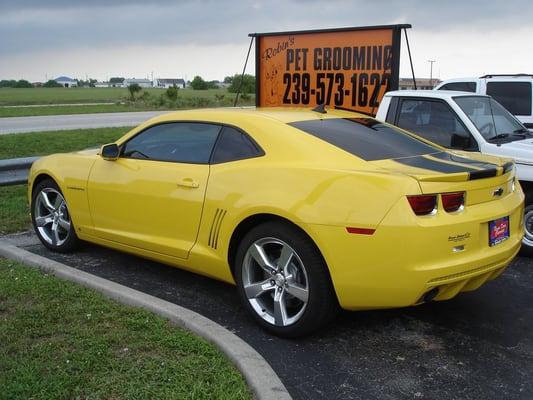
[[177, 178, 199, 188]]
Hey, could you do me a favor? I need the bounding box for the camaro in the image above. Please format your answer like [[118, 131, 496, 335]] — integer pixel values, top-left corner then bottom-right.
[[28, 108, 524, 337]]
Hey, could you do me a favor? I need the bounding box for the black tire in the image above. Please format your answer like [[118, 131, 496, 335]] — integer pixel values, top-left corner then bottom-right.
[[31, 178, 80, 253], [234, 220, 338, 338], [520, 202, 533, 257]]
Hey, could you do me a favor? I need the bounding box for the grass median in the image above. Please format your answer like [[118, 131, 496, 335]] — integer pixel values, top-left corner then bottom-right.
[[0, 258, 251, 399], [0, 127, 132, 234], [0, 104, 159, 118]]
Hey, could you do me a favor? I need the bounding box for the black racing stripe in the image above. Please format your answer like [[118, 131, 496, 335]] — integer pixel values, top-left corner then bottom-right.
[[469, 169, 498, 180], [503, 162, 514, 174], [394, 155, 477, 174], [431, 151, 498, 169]]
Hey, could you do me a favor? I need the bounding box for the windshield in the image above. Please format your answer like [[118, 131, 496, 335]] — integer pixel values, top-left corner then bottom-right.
[[454, 96, 529, 142]]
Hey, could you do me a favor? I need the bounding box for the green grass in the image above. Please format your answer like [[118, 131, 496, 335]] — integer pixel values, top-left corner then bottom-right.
[[0, 185, 29, 234], [0, 127, 132, 234], [0, 127, 131, 159], [0, 104, 159, 118], [0, 259, 251, 399], [0, 87, 240, 106]]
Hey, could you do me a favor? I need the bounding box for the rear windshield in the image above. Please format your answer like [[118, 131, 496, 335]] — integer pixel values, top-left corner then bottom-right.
[[289, 118, 440, 161]]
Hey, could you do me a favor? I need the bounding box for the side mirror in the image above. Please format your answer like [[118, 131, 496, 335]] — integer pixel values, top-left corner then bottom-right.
[[451, 134, 472, 150], [101, 143, 119, 161]]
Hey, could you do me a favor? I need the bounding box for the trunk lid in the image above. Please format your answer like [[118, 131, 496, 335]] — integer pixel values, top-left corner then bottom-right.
[[371, 151, 515, 206]]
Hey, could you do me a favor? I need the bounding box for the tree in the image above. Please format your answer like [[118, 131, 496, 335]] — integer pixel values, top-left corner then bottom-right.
[[191, 76, 208, 90], [14, 79, 33, 88], [0, 80, 17, 88], [127, 83, 142, 100], [223, 76, 233, 84], [166, 85, 179, 101], [43, 80, 62, 88], [228, 74, 255, 94]]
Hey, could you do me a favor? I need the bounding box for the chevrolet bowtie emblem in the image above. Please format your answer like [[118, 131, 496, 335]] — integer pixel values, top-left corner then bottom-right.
[[493, 188, 504, 197]]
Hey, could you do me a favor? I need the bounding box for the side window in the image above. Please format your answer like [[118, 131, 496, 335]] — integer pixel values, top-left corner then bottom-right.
[[396, 99, 475, 150], [486, 82, 532, 116], [439, 82, 477, 92], [121, 123, 221, 164], [211, 126, 262, 164]]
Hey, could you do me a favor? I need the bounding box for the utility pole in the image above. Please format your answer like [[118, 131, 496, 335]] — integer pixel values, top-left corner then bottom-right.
[[428, 60, 436, 87]]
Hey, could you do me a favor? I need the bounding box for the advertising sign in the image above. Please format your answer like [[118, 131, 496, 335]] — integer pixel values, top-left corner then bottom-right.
[[252, 24, 410, 115]]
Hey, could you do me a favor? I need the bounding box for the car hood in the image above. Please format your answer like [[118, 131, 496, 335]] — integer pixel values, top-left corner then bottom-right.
[[73, 147, 100, 156], [489, 139, 533, 164]]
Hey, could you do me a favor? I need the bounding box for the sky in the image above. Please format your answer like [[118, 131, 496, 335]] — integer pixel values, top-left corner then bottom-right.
[[1, 0, 532, 82]]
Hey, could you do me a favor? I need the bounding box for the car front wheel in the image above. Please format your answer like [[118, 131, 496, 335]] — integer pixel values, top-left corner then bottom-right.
[[235, 221, 338, 337], [31, 178, 79, 253]]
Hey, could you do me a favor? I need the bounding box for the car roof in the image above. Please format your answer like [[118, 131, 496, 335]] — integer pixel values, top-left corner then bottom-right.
[[146, 107, 370, 125], [384, 90, 488, 99]]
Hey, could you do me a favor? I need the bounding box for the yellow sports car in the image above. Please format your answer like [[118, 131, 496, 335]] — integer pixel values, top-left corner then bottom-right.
[[28, 108, 524, 337]]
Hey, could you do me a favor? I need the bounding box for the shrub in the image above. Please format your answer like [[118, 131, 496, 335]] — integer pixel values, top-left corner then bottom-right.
[[127, 84, 142, 100], [166, 85, 179, 101], [43, 80, 62, 88]]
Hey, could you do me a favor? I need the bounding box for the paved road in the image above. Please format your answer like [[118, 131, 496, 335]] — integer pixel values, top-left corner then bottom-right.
[[0, 111, 168, 134], [7, 232, 533, 400]]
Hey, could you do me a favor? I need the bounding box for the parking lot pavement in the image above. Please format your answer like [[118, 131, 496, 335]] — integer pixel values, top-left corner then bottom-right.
[[9, 232, 533, 400]]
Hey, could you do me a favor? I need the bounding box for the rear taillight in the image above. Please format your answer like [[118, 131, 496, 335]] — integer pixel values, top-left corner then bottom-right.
[[407, 195, 437, 215], [441, 192, 465, 213]]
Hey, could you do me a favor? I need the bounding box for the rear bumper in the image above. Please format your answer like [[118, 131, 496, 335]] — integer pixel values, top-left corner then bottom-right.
[[305, 189, 524, 310]]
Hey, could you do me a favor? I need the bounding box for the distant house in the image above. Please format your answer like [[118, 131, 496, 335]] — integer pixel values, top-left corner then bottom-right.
[[95, 82, 110, 88], [54, 76, 78, 88], [154, 78, 186, 89], [123, 78, 152, 88], [109, 77, 125, 88]]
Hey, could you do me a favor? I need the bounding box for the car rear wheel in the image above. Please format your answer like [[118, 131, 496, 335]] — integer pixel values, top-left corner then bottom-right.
[[31, 178, 79, 253], [521, 204, 533, 257], [235, 221, 338, 337]]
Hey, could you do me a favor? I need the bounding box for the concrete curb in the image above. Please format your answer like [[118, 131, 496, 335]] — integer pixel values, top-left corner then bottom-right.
[[0, 241, 291, 400]]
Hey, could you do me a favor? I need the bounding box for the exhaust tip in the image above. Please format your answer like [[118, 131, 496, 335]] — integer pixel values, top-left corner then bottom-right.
[[423, 287, 439, 303]]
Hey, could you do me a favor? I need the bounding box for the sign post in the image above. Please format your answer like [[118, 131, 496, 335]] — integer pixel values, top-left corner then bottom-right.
[[251, 24, 411, 116]]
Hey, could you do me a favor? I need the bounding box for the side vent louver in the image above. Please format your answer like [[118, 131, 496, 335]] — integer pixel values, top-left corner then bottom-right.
[[208, 208, 227, 249]]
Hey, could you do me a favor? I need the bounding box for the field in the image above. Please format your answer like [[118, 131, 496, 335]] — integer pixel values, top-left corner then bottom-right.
[[0, 87, 254, 117], [0, 87, 242, 106]]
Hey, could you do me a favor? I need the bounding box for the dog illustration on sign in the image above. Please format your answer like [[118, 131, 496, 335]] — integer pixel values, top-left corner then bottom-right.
[[264, 63, 282, 106]]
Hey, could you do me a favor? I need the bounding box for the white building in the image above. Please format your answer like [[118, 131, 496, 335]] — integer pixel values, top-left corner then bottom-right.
[[94, 81, 110, 88], [154, 78, 186, 89], [54, 76, 78, 88], [123, 78, 152, 88]]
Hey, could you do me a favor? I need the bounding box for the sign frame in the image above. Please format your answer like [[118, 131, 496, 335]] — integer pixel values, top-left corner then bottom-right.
[[250, 24, 411, 114]]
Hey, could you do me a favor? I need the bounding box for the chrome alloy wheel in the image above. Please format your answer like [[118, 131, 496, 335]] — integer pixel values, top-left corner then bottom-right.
[[34, 188, 71, 247], [242, 237, 309, 327], [523, 209, 533, 248]]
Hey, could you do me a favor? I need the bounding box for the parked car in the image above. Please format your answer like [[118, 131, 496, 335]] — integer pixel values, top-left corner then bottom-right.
[[435, 74, 533, 128], [28, 108, 524, 337], [376, 90, 533, 254]]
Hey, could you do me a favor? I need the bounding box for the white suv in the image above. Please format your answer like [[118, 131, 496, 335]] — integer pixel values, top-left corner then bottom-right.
[[435, 74, 533, 128]]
